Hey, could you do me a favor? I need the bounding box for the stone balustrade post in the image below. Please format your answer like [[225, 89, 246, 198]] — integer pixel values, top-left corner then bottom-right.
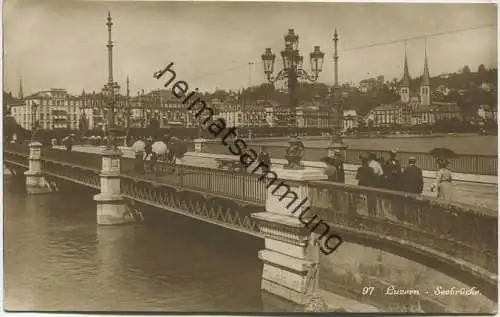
[[93, 148, 133, 225], [251, 167, 327, 305], [193, 138, 206, 153], [24, 141, 51, 194]]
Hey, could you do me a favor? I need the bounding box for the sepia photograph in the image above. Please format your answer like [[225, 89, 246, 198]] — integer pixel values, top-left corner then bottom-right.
[[2, 0, 498, 314]]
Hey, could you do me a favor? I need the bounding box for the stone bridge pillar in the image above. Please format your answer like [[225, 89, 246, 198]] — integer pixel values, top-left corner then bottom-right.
[[94, 148, 133, 225], [252, 167, 327, 305], [24, 141, 51, 194]]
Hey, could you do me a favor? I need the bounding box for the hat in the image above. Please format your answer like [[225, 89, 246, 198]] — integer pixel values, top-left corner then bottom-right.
[[390, 149, 398, 155], [368, 152, 377, 159]]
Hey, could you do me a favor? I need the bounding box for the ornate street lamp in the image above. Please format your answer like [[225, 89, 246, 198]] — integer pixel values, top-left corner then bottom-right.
[[328, 30, 347, 163], [261, 29, 325, 169]]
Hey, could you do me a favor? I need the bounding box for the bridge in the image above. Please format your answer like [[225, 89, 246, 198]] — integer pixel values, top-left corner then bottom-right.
[[4, 141, 497, 313]]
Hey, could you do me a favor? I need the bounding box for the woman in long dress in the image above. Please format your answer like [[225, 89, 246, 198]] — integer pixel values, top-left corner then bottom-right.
[[431, 158, 453, 200]]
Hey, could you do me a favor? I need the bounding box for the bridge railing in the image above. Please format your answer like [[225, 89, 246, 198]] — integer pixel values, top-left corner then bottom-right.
[[4, 143, 30, 155], [201, 141, 498, 176], [306, 180, 498, 275], [42, 148, 102, 171], [120, 158, 267, 205]]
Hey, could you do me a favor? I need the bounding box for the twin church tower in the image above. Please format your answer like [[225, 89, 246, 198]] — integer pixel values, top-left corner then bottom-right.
[[399, 45, 431, 106]]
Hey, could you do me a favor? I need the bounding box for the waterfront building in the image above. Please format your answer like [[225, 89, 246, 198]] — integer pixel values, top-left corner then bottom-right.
[[477, 104, 497, 121], [343, 109, 359, 131], [373, 47, 463, 128], [296, 103, 330, 129], [12, 88, 82, 131]]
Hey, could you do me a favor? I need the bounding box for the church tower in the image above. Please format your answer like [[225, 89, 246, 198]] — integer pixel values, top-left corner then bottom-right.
[[400, 44, 410, 103], [19, 74, 24, 100], [420, 41, 431, 106]]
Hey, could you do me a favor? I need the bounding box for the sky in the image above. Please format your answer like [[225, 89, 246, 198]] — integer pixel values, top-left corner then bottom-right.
[[3, 1, 497, 97]]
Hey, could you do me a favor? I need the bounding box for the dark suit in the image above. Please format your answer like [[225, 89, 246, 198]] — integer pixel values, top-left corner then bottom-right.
[[356, 165, 376, 187], [383, 159, 402, 190], [401, 165, 424, 194]]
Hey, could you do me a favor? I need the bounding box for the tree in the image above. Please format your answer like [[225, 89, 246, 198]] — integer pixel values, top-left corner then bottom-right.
[[462, 65, 471, 74], [478, 64, 486, 73], [4, 115, 18, 143]]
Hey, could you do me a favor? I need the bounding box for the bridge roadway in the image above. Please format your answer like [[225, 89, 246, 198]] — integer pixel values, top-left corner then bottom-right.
[[56, 145, 498, 211]]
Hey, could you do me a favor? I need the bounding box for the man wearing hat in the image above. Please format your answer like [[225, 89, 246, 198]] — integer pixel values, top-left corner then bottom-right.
[[401, 157, 423, 194], [356, 154, 376, 187], [383, 149, 402, 190]]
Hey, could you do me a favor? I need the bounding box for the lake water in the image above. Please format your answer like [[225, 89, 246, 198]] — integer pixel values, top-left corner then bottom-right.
[[3, 175, 298, 312]]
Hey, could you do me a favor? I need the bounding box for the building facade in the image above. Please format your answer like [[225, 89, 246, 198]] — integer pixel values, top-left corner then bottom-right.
[[373, 48, 463, 128], [11, 89, 82, 131]]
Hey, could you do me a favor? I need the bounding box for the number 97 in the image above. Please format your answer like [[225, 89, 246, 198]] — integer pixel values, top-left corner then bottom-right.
[[362, 286, 375, 295]]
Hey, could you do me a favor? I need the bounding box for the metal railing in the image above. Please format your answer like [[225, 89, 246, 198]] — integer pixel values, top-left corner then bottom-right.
[[306, 180, 497, 275], [4, 143, 30, 155], [42, 148, 102, 171], [4, 144, 267, 204], [121, 158, 267, 205], [201, 142, 498, 176]]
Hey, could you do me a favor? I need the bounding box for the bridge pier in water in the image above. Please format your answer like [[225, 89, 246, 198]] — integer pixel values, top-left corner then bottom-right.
[[94, 148, 134, 225], [252, 167, 327, 305], [24, 141, 52, 194]]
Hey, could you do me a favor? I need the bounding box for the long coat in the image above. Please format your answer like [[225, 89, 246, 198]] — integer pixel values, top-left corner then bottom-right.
[[401, 165, 424, 193], [383, 159, 402, 190], [356, 165, 377, 187]]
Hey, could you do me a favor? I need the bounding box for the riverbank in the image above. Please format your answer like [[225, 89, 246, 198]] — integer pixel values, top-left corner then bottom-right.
[[249, 134, 497, 156]]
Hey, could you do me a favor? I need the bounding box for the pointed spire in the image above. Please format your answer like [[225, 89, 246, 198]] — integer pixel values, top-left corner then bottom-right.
[[422, 38, 430, 86], [400, 41, 410, 87], [19, 74, 24, 99]]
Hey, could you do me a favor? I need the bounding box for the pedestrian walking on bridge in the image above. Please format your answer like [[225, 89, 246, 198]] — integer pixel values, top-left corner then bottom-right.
[[257, 146, 272, 173], [383, 149, 402, 190], [323, 157, 339, 182], [356, 155, 376, 187], [368, 152, 384, 188], [144, 137, 153, 160], [401, 157, 423, 194], [431, 158, 453, 200]]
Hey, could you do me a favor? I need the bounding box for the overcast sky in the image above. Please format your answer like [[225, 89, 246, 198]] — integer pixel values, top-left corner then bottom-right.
[[3, 1, 497, 96]]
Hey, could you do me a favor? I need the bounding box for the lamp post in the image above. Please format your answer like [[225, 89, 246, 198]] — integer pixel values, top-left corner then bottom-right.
[[261, 29, 325, 169], [125, 76, 131, 146], [328, 30, 347, 159], [104, 11, 121, 150], [140, 89, 145, 128]]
